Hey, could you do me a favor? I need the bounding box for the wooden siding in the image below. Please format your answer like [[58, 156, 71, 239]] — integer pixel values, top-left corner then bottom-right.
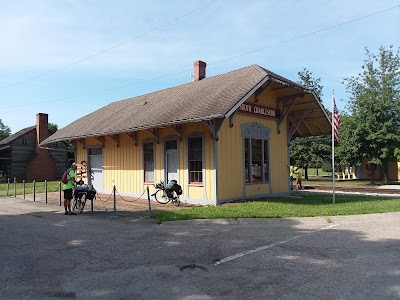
[[48, 149, 68, 179], [217, 92, 289, 201], [10, 129, 37, 180], [75, 122, 216, 203], [387, 161, 399, 181]]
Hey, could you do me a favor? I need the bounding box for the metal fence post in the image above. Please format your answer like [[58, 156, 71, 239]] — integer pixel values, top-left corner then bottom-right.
[[7, 178, 10, 196], [23, 180, 25, 199], [14, 177, 16, 197], [59, 182, 62, 206], [33, 180, 36, 202], [147, 186, 152, 217], [113, 185, 116, 216], [45, 180, 48, 204]]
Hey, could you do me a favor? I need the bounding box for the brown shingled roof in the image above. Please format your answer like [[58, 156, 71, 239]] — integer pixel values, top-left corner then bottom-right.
[[41, 64, 329, 144], [0, 126, 35, 145]]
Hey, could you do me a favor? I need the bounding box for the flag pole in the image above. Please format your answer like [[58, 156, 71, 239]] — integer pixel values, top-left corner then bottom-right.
[[332, 89, 336, 204]]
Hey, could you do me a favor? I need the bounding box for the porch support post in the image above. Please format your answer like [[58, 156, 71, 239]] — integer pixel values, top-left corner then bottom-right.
[[202, 118, 224, 141], [277, 94, 304, 134], [287, 109, 312, 141]]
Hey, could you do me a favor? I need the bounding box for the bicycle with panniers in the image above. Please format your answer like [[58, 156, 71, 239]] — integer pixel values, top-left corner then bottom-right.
[[151, 180, 182, 205], [72, 180, 97, 213]]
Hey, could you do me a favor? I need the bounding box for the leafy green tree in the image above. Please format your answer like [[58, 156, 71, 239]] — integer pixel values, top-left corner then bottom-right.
[[343, 46, 400, 184], [335, 114, 360, 167], [48, 123, 58, 134], [0, 119, 11, 141], [298, 68, 323, 99]]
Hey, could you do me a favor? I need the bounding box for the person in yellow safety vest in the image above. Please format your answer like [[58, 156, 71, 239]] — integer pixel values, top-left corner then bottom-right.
[[289, 166, 294, 190], [294, 166, 303, 191]]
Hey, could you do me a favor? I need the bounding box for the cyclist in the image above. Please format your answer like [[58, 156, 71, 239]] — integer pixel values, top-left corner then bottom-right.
[[63, 163, 78, 215]]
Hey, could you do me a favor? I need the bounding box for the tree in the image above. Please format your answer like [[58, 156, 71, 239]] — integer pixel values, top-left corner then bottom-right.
[[298, 68, 323, 99], [343, 46, 400, 184], [290, 69, 331, 180], [0, 119, 11, 141], [48, 123, 58, 134]]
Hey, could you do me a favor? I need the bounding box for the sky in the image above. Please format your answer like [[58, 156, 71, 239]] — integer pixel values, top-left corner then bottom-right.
[[1, 0, 399, 134]]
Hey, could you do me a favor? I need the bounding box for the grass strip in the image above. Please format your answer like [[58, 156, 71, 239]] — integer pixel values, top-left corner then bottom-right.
[[153, 194, 400, 223]]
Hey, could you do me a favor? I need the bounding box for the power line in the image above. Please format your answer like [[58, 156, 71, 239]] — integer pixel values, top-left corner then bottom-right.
[[207, 3, 400, 64], [0, 0, 217, 89], [2, 3, 399, 110]]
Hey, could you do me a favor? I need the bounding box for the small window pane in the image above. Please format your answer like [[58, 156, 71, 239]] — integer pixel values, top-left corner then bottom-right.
[[264, 140, 269, 182], [89, 148, 102, 155], [245, 138, 250, 182], [143, 142, 154, 182], [165, 140, 177, 150], [188, 137, 202, 183], [251, 139, 262, 182]]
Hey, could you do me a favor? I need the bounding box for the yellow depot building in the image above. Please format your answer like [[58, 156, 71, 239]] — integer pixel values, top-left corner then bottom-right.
[[42, 61, 331, 205]]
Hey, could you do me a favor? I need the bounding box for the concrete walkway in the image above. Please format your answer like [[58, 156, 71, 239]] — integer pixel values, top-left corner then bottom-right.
[[1, 196, 400, 299]]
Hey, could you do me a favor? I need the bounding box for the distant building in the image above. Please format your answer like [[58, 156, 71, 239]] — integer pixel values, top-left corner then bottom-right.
[[0, 113, 70, 182]]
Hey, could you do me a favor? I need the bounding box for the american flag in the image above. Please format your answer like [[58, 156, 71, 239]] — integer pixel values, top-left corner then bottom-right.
[[333, 95, 340, 142]]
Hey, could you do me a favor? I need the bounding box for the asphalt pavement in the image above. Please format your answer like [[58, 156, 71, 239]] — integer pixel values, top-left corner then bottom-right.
[[1, 196, 400, 299]]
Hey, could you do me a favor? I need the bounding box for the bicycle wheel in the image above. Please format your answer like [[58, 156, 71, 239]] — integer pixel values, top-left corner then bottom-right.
[[78, 194, 87, 213], [153, 189, 171, 204], [71, 198, 79, 212]]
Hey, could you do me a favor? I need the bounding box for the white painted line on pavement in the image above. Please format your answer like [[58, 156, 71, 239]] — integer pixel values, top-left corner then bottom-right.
[[214, 224, 338, 266]]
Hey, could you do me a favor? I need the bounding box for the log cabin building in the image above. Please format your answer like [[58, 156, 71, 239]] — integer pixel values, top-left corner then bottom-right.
[[0, 113, 68, 182], [41, 61, 331, 205]]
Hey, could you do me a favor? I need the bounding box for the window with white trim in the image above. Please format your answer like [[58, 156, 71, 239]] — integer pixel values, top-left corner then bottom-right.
[[188, 137, 203, 184], [143, 142, 154, 183], [241, 123, 270, 183]]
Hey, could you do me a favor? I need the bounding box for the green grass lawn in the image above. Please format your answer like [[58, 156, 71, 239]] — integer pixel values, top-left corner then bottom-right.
[[153, 194, 400, 223], [0, 181, 61, 197]]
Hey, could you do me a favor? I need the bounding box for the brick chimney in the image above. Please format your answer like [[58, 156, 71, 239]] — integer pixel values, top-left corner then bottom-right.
[[36, 113, 48, 153], [194, 60, 207, 81], [26, 113, 56, 181]]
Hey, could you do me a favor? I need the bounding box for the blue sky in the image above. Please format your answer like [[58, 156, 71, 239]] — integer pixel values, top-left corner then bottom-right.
[[1, 0, 399, 133]]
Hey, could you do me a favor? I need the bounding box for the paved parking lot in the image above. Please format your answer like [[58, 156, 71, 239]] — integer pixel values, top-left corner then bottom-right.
[[1, 196, 400, 299]]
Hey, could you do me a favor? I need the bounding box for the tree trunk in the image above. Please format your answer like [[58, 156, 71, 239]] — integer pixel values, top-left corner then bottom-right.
[[382, 161, 388, 183], [304, 167, 309, 180], [370, 168, 375, 185]]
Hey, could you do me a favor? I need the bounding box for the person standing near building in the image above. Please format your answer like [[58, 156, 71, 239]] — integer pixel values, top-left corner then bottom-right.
[[63, 163, 77, 215], [294, 166, 303, 191], [289, 165, 294, 190]]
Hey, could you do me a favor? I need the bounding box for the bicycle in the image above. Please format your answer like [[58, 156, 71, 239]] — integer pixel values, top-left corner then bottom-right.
[[72, 192, 87, 213], [151, 180, 182, 205], [72, 182, 97, 213]]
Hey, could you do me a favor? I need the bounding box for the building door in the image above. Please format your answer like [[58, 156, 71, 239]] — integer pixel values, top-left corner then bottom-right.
[[165, 140, 178, 182], [88, 148, 103, 191]]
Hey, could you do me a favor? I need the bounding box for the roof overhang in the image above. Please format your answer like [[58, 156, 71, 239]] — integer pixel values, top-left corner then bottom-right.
[[40, 114, 225, 145], [226, 76, 331, 138]]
